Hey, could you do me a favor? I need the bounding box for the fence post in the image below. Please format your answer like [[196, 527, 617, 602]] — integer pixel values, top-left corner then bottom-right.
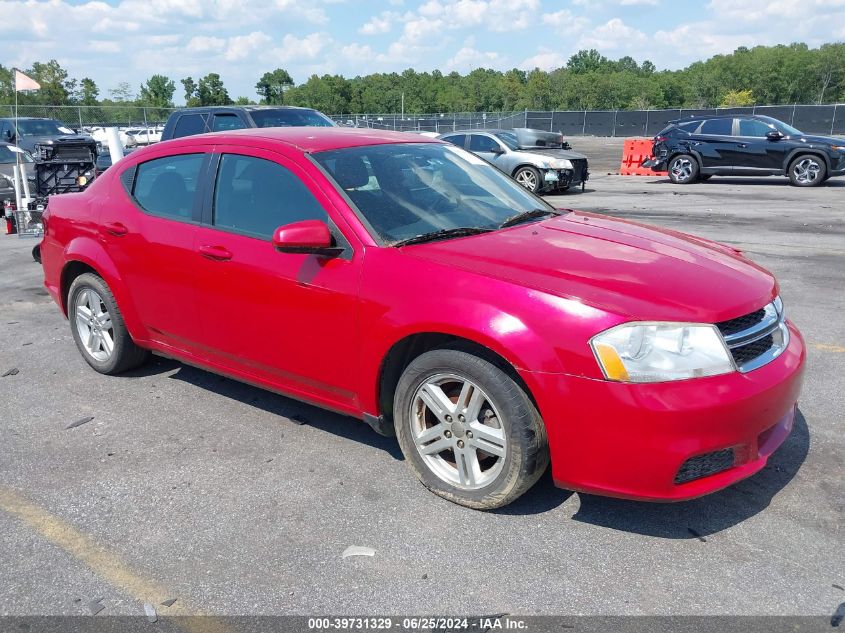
[[791, 103, 796, 127], [78, 107, 83, 129], [549, 111, 554, 132], [143, 108, 148, 128], [524, 109, 528, 128], [582, 110, 587, 136], [644, 109, 650, 136], [612, 109, 618, 137], [832, 104, 837, 136]]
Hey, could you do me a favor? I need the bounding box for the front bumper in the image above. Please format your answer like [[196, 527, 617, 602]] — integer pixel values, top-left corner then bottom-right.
[[522, 321, 805, 501], [540, 167, 589, 192]]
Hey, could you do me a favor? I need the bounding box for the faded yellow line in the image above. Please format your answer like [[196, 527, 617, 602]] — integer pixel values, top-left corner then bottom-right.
[[812, 343, 845, 353], [0, 485, 230, 633]]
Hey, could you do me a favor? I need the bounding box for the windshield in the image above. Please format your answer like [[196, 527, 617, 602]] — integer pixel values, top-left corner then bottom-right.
[[250, 109, 335, 128], [0, 146, 34, 163], [757, 115, 802, 136], [314, 142, 556, 245], [492, 131, 519, 150], [15, 119, 74, 136]]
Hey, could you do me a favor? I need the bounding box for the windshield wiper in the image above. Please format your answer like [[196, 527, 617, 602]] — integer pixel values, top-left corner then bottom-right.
[[499, 208, 558, 229], [392, 226, 494, 247]]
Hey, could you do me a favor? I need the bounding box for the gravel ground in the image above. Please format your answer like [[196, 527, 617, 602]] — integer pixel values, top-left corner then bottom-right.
[[0, 173, 843, 620]]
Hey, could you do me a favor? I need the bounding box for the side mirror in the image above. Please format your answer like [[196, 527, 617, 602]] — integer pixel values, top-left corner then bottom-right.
[[2, 129, 12, 141], [272, 220, 343, 256], [766, 130, 783, 141], [492, 145, 506, 154]]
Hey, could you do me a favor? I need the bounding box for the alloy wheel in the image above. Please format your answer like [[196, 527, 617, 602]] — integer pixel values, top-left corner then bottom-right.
[[74, 288, 114, 362], [793, 158, 821, 184], [515, 170, 538, 191], [410, 373, 507, 490], [670, 157, 694, 182]]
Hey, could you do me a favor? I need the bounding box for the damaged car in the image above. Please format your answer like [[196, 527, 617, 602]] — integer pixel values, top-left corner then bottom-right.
[[439, 128, 589, 194]]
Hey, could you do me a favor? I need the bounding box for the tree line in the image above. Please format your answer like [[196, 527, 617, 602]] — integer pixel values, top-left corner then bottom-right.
[[1, 43, 843, 114]]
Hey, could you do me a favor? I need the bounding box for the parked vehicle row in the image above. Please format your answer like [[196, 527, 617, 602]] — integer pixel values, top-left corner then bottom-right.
[[40, 127, 805, 510], [644, 114, 845, 186]]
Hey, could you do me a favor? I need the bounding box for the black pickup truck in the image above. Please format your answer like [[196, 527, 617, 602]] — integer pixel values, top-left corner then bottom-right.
[[161, 106, 336, 141]]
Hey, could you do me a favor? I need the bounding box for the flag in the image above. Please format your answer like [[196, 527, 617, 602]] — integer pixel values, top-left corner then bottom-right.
[[14, 70, 40, 92]]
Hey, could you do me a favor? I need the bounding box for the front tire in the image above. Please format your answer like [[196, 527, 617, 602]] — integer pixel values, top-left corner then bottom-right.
[[513, 166, 542, 193], [68, 273, 149, 375], [788, 155, 826, 186], [394, 349, 549, 510], [668, 154, 699, 184]]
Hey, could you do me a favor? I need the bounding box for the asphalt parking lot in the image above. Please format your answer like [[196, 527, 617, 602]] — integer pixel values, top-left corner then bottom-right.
[[1, 172, 843, 620]]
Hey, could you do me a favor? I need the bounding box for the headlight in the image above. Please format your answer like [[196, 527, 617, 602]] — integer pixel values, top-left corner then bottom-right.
[[549, 158, 573, 169], [591, 322, 734, 383]]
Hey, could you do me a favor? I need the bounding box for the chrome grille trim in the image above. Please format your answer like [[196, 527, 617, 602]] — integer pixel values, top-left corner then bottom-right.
[[717, 299, 789, 373]]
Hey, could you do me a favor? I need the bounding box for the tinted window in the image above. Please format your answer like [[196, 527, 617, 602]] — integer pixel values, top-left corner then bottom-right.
[[213, 154, 327, 239], [699, 119, 733, 135], [212, 114, 247, 132], [492, 131, 519, 149], [468, 135, 501, 152], [173, 114, 206, 138], [677, 121, 701, 133], [0, 145, 34, 163], [249, 109, 334, 128], [738, 119, 775, 137], [133, 154, 205, 220], [440, 134, 466, 147]]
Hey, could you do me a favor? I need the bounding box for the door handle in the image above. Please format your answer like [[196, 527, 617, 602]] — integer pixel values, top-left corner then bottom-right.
[[103, 222, 128, 236], [199, 245, 233, 261], [737, 143, 748, 148]]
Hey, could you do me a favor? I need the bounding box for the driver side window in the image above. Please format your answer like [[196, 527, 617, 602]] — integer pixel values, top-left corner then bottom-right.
[[212, 154, 327, 239], [468, 135, 502, 153]]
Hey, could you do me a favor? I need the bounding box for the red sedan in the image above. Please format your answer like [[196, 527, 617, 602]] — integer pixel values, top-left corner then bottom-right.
[[40, 128, 805, 509]]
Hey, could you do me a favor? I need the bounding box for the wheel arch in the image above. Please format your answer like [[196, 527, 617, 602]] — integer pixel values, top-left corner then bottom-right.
[[376, 332, 539, 426], [783, 149, 831, 172], [511, 163, 541, 178]]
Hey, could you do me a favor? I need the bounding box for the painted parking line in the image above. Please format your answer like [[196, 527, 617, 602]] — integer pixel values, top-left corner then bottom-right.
[[812, 343, 845, 353], [0, 485, 230, 633]]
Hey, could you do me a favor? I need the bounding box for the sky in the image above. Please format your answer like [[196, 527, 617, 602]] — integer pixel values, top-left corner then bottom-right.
[[2, 0, 844, 103]]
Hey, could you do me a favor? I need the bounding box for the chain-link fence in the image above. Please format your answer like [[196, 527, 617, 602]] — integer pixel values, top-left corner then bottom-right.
[[3, 103, 843, 137], [330, 104, 844, 137], [1, 105, 177, 128]]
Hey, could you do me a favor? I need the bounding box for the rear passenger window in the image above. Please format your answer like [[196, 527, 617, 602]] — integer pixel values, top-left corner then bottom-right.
[[441, 134, 466, 147], [173, 114, 206, 138], [677, 121, 701, 133], [213, 154, 327, 239], [699, 119, 733, 136], [212, 114, 247, 132], [468, 135, 501, 152], [133, 154, 205, 221]]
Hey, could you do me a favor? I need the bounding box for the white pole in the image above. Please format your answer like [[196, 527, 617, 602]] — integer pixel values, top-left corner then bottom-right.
[[12, 164, 23, 212], [106, 127, 125, 165], [20, 163, 32, 205]]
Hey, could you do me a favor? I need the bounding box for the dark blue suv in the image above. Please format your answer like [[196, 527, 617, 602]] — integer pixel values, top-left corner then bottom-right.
[[644, 114, 845, 186]]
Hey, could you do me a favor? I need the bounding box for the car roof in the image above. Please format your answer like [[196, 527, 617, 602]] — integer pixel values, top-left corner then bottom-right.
[[441, 129, 504, 135], [668, 114, 769, 124], [175, 127, 443, 153], [177, 105, 322, 113]]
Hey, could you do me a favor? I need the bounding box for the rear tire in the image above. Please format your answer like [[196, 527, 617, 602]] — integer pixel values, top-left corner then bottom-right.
[[668, 154, 699, 184], [394, 348, 549, 510], [788, 154, 826, 186], [68, 273, 150, 375], [513, 166, 542, 193]]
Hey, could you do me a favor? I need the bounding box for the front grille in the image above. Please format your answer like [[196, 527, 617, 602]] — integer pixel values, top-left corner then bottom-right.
[[675, 449, 735, 484], [716, 309, 766, 337], [715, 301, 787, 372]]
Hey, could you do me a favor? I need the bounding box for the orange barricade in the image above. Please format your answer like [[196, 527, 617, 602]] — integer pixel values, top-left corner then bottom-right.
[[619, 138, 666, 176]]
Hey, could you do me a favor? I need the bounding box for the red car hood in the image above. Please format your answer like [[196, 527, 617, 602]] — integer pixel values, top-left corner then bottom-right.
[[403, 211, 776, 323]]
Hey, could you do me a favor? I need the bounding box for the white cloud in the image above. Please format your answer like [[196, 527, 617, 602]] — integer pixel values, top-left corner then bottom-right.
[[578, 18, 648, 51], [359, 12, 397, 35], [541, 10, 589, 35], [186, 35, 226, 52], [446, 46, 502, 71], [224, 31, 273, 61], [519, 52, 567, 71]]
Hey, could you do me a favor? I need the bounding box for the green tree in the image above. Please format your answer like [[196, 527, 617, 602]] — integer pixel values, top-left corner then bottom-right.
[[720, 88, 755, 107], [196, 73, 231, 106], [139, 75, 176, 108], [75, 78, 99, 106], [27, 60, 72, 104], [567, 49, 610, 74], [256, 69, 294, 104], [181, 77, 198, 106], [109, 81, 135, 103]]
